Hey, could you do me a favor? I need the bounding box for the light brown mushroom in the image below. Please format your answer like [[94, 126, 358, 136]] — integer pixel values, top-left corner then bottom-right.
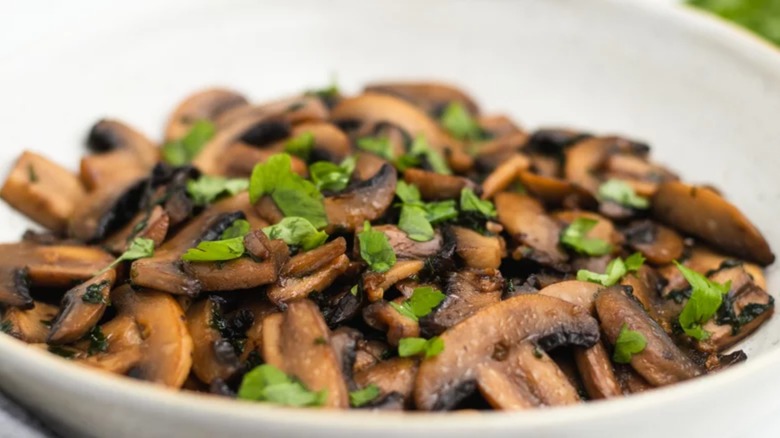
[[652, 181, 774, 266], [80, 119, 158, 190], [517, 171, 597, 209], [0, 151, 86, 233], [68, 175, 148, 242], [364, 82, 480, 116], [362, 260, 425, 302], [185, 297, 241, 384], [267, 254, 350, 305], [363, 300, 420, 346], [414, 294, 600, 410], [280, 238, 346, 277], [623, 220, 684, 265], [354, 357, 419, 407], [324, 163, 397, 233], [371, 225, 442, 260], [420, 269, 503, 336], [1, 301, 59, 343], [47, 269, 117, 344], [473, 131, 530, 171], [103, 205, 170, 255], [165, 88, 248, 141], [403, 168, 474, 201], [451, 226, 503, 270], [76, 314, 145, 375], [480, 154, 530, 200]]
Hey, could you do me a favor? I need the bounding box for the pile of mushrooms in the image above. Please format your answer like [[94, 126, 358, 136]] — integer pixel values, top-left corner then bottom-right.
[[0, 81, 774, 411]]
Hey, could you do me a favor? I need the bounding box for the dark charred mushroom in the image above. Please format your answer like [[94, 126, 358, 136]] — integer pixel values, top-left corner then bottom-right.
[[414, 294, 599, 410], [165, 88, 249, 141], [324, 163, 397, 233], [652, 181, 774, 266], [185, 297, 241, 384], [47, 269, 117, 344]]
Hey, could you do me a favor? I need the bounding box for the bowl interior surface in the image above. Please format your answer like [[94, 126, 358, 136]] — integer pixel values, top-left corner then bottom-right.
[[1, 0, 780, 437]]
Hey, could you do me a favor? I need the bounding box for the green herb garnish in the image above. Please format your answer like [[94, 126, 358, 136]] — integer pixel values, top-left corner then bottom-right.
[[0, 321, 12, 334], [357, 221, 396, 273], [688, 0, 780, 46], [560, 217, 612, 256], [390, 286, 446, 321], [460, 188, 496, 218], [162, 120, 216, 166], [98, 237, 154, 275], [86, 326, 109, 356], [612, 324, 647, 364], [398, 205, 435, 242], [577, 253, 645, 287], [309, 156, 355, 192], [82, 280, 111, 304], [238, 364, 327, 407], [357, 137, 394, 160], [675, 261, 732, 340], [186, 175, 249, 206], [349, 385, 381, 408], [396, 135, 451, 174], [262, 217, 328, 251], [48, 346, 76, 359], [598, 179, 649, 209], [27, 164, 38, 183], [440, 102, 482, 141], [181, 219, 250, 262], [394, 182, 458, 242], [398, 336, 445, 359], [284, 132, 315, 161]]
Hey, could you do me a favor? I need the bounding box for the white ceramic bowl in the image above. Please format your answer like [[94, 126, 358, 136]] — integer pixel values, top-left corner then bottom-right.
[[2, 0, 780, 437]]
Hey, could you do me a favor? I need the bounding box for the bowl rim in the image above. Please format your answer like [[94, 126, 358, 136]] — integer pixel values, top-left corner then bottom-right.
[[3, 0, 780, 431]]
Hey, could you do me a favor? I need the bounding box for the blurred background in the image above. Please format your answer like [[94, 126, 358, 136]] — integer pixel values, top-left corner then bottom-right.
[[689, 0, 780, 46]]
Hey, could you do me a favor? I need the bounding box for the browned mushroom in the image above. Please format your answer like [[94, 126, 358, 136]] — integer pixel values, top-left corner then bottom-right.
[[46, 269, 117, 344], [474, 132, 530, 171], [80, 119, 158, 190], [415, 294, 599, 410], [622, 220, 685, 265], [265, 122, 351, 163], [103, 205, 170, 255], [0, 151, 86, 233], [451, 226, 503, 270], [371, 225, 442, 260], [517, 171, 597, 209], [403, 168, 474, 201], [1, 301, 59, 343], [76, 314, 145, 375], [280, 238, 346, 277], [480, 154, 530, 200], [652, 181, 774, 266], [363, 300, 420, 346], [563, 137, 614, 193], [595, 286, 704, 386], [363, 260, 425, 302], [621, 266, 681, 334], [354, 357, 419, 407], [324, 163, 397, 233], [261, 299, 349, 408], [267, 255, 350, 305], [237, 298, 278, 365], [68, 175, 149, 242], [553, 211, 623, 253], [420, 269, 503, 336], [364, 82, 480, 116], [165, 88, 248, 141], [185, 297, 241, 384]]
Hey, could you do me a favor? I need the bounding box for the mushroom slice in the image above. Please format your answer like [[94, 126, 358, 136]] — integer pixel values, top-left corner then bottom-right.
[[538, 280, 602, 315], [331, 93, 472, 173], [420, 269, 503, 336], [480, 154, 530, 200], [563, 137, 614, 193], [363, 260, 425, 302], [474, 132, 530, 171], [477, 115, 522, 138], [267, 254, 349, 305], [364, 82, 480, 116], [185, 257, 281, 292], [47, 269, 116, 344], [621, 266, 681, 333], [164, 88, 248, 141], [371, 225, 442, 260], [0, 266, 33, 309], [414, 294, 599, 410], [517, 171, 597, 209], [402, 168, 474, 201], [1, 301, 59, 343], [68, 175, 148, 242], [185, 297, 241, 384], [595, 286, 703, 386], [602, 153, 677, 197], [695, 265, 774, 353], [103, 205, 170, 255], [553, 211, 623, 252], [494, 192, 568, 268], [354, 357, 419, 407], [476, 341, 580, 410], [652, 181, 774, 266], [281, 237, 346, 277], [363, 300, 420, 346], [573, 341, 623, 399], [0, 151, 86, 233], [238, 299, 278, 365], [324, 163, 397, 233], [81, 119, 158, 190], [74, 314, 145, 375], [112, 286, 193, 388], [614, 364, 654, 395], [451, 226, 502, 270], [261, 299, 349, 408], [278, 122, 351, 163], [623, 220, 684, 265]]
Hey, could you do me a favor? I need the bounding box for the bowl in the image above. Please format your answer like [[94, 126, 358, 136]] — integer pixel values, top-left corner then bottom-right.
[[1, 0, 780, 436]]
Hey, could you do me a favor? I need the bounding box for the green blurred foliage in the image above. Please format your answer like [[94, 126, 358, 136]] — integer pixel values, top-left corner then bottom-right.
[[688, 0, 780, 45]]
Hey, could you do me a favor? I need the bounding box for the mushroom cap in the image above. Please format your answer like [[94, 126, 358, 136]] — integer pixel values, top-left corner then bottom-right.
[[165, 88, 248, 141], [364, 81, 480, 116], [324, 163, 397, 233], [47, 269, 117, 344]]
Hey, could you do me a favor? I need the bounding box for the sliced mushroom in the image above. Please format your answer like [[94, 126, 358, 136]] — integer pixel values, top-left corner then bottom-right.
[[614, 364, 654, 395], [553, 211, 623, 253], [0, 151, 86, 233], [494, 192, 568, 268], [652, 181, 774, 266], [268, 122, 351, 163], [602, 153, 677, 197], [537, 280, 602, 315], [68, 175, 149, 242], [420, 269, 503, 336], [165, 88, 248, 141], [621, 266, 681, 333], [103, 205, 170, 255], [414, 294, 599, 410], [47, 269, 117, 344], [112, 285, 193, 388], [371, 225, 442, 260], [477, 115, 523, 138], [267, 254, 350, 305], [517, 171, 597, 209], [75, 314, 144, 375], [261, 299, 349, 408], [185, 256, 283, 292], [81, 119, 158, 190], [595, 286, 703, 386], [402, 168, 474, 201], [364, 82, 480, 116], [281, 238, 346, 277], [480, 154, 530, 200], [474, 132, 530, 171], [1, 301, 59, 343], [623, 220, 684, 265], [362, 260, 425, 303], [354, 357, 419, 407], [451, 226, 503, 270], [563, 137, 614, 193], [324, 163, 397, 233], [185, 297, 241, 384], [363, 300, 420, 346], [238, 298, 278, 365]]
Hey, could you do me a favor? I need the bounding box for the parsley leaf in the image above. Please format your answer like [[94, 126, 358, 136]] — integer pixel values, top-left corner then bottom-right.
[[460, 188, 496, 218], [688, 0, 780, 46], [249, 153, 327, 229], [398, 336, 445, 359], [675, 261, 732, 340], [357, 137, 394, 160], [440, 102, 483, 141], [390, 286, 446, 321], [162, 120, 216, 166], [182, 219, 250, 262], [187, 175, 249, 206], [395, 180, 422, 204], [81, 280, 110, 305], [309, 156, 355, 192], [349, 384, 381, 408], [396, 135, 452, 174], [394, 182, 457, 242], [306, 80, 340, 101], [358, 221, 396, 273], [560, 218, 613, 256], [221, 219, 251, 239], [398, 205, 435, 242], [238, 364, 327, 407], [598, 179, 649, 209], [98, 237, 154, 274], [424, 200, 458, 224], [284, 132, 315, 161], [86, 326, 109, 356], [612, 324, 647, 364], [577, 253, 645, 287], [262, 217, 328, 251]]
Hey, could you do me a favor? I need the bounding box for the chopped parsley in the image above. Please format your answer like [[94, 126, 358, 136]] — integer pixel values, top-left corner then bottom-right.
[[249, 153, 327, 229], [238, 364, 327, 407], [182, 219, 251, 262], [440, 102, 483, 141], [396, 135, 451, 174], [350, 284, 360, 296], [186, 175, 249, 206], [97, 237, 154, 275], [395, 182, 458, 242], [81, 280, 111, 304], [306, 80, 340, 102], [577, 253, 645, 287], [262, 217, 328, 251], [390, 286, 446, 321], [27, 164, 38, 183], [349, 385, 381, 408], [86, 326, 109, 356], [0, 321, 12, 334], [357, 136, 394, 160], [688, 0, 780, 47], [48, 346, 76, 359], [612, 324, 647, 364], [598, 179, 649, 209], [460, 188, 496, 218], [162, 120, 216, 166], [560, 217, 613, 256], [675, 261, 732, 340], [309, 156, 355, 192], [398, 336, 445, 359], [357, 221, 396, 273], [284, 132, 315, 161], [398, 205, 435, 242]]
